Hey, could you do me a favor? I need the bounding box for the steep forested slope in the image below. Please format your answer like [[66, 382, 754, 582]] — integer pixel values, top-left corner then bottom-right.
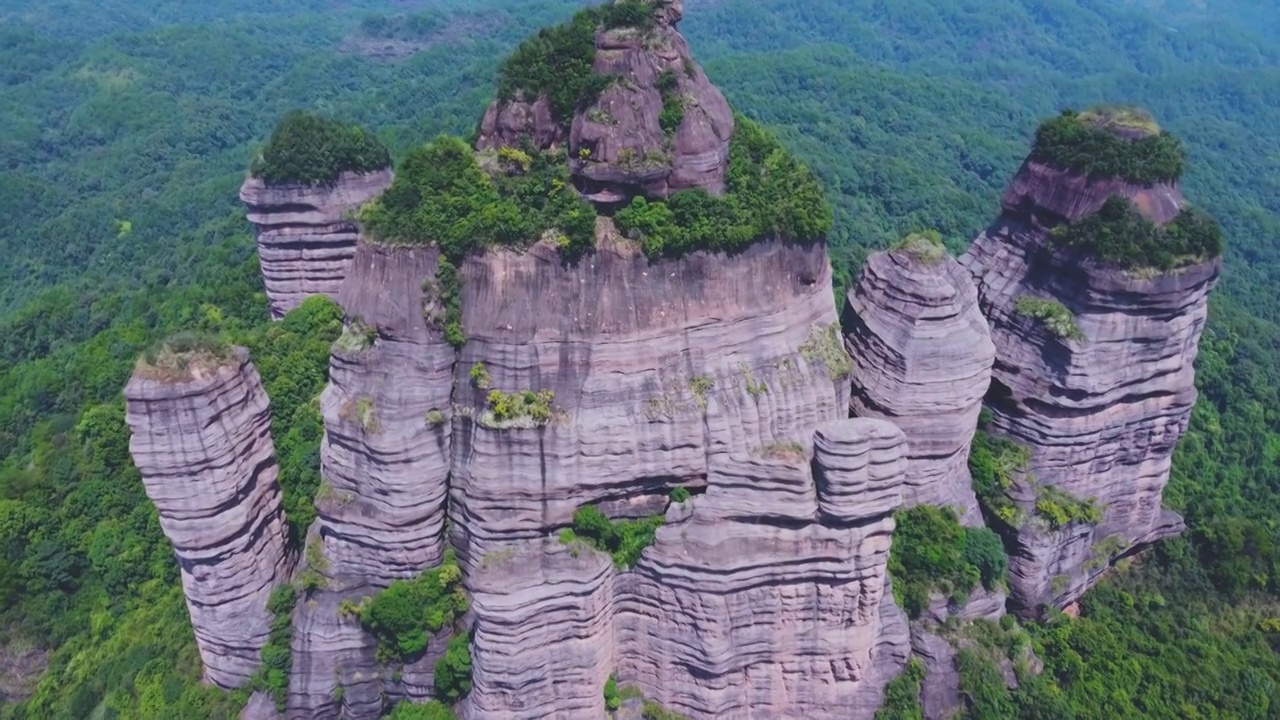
[[1, 0, 1279, 717]]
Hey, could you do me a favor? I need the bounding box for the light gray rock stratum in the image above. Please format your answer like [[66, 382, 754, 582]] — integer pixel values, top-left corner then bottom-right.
[[124, 349, 293, 688], [843, 247, 994, 524], [961, 156, 1221, 614], [240, 170, 393, 319]]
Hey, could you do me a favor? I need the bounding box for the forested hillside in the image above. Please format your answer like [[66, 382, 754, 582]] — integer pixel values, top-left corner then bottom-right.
[[1, 0, 1279, 717]]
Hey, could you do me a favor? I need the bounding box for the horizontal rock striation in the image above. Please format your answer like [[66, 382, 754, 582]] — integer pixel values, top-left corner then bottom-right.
[[289, 242, 457, 717], [616, 420, 911, 719], [124, 349, 293, 688], [962, 153, 1221, 614], [464, 541, 615, 720], [451, 235, 861, 716], [843, 248, 994, 524], [240, 169, 393, 319]]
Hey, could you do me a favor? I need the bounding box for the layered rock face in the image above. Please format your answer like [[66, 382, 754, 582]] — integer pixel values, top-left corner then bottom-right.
[[452, 235, 871, 718], [962, 155, 1221, 614], [288, 242, 456, 717], [616, 420, 911, 719], [477, 0, 734, 204], [240, 169, 393, 319], [843, 247, 994, 524], [124, 349, 293, 688]]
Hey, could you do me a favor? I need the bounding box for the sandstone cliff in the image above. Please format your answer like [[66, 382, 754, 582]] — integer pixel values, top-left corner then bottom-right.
[[961, 122, 1221, 614], [616, 420, 911, 719], [843, 241, 994, 524], [477, 0, 733, 204], [240, 170, 393, 319], [124, 347, 293, 688]]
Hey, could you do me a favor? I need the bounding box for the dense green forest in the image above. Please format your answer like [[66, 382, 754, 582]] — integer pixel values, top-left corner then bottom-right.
[[2, 0, 1280, 717]]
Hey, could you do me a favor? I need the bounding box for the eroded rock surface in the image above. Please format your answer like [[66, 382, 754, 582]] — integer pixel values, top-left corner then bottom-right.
[[617, 420, 911, 719], [962, 154, 1221, 614], [477, 0, 733, 204], [240, 170, 393, 319], [124, 349, 293, 688], [843, 248, 994, 524]]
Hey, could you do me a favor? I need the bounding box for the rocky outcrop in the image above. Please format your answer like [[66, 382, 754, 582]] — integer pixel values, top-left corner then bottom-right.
[[124, 349, 293, 688], [617, 420, 911, 719], [962, 146, 1221, 614], [240, 170, 393, 319], [477, 0, 733, 204], [843, 247, 994, 524], [448, 234, 885, 719]]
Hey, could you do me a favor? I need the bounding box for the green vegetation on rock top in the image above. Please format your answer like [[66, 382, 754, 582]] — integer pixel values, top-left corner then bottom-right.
[[496, 0, 656, 124], [615, 116, 831, 256], [250, 110, 390, 187], [891, 229, 947, 265], [1051, 195, 1223, 271], [1029, 108, 1185, 184], [561, 505, 664, 569], [360, 135, 596, 259]]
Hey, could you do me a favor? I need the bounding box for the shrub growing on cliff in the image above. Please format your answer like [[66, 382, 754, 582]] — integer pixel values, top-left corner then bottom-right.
[[1015, 296, 1083, 341], [1035, 486, 1103, 529], [385, 701, 458, 720], [888, 506, 1006, 617], [875, 657, 925, 720], [614, 116, 831, 258], [251, 110, 390, 186], [433, 633, 472, 703], [360, 551, 468, 664], [251, 584, 296, 709], [969, 429, 1030, 526], [565, 506, 664, 569], [1028, 108, 1184, 184], [1051, 195, 1223, 271]]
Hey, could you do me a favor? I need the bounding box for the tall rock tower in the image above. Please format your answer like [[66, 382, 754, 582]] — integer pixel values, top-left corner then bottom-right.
[[124, 339, 293, 688], [843, 234, 995, 525], [961, 107, 1222, 614]]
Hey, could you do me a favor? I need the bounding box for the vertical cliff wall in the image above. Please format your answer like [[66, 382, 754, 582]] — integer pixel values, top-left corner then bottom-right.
[[616, 419, 910, 719], [240, 170, 393, 319], [451, 236, 879, 719], [843, 243, 994, 524], [961, 120, 1222, 613], [124, 348, 293, 688]]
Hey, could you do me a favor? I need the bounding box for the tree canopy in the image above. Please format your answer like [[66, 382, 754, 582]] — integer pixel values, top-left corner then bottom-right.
[[251, 110, 390, 186]]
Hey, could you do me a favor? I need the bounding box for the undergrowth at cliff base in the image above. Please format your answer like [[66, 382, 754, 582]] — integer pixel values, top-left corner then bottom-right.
[[560, 506, 663, 569], [250, 110, 390, 186], [1029, 107, 1184, 184], [357, 551, 468, 665], [1051, 195, 1223, 271], [888, 506, 1007, 617]]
